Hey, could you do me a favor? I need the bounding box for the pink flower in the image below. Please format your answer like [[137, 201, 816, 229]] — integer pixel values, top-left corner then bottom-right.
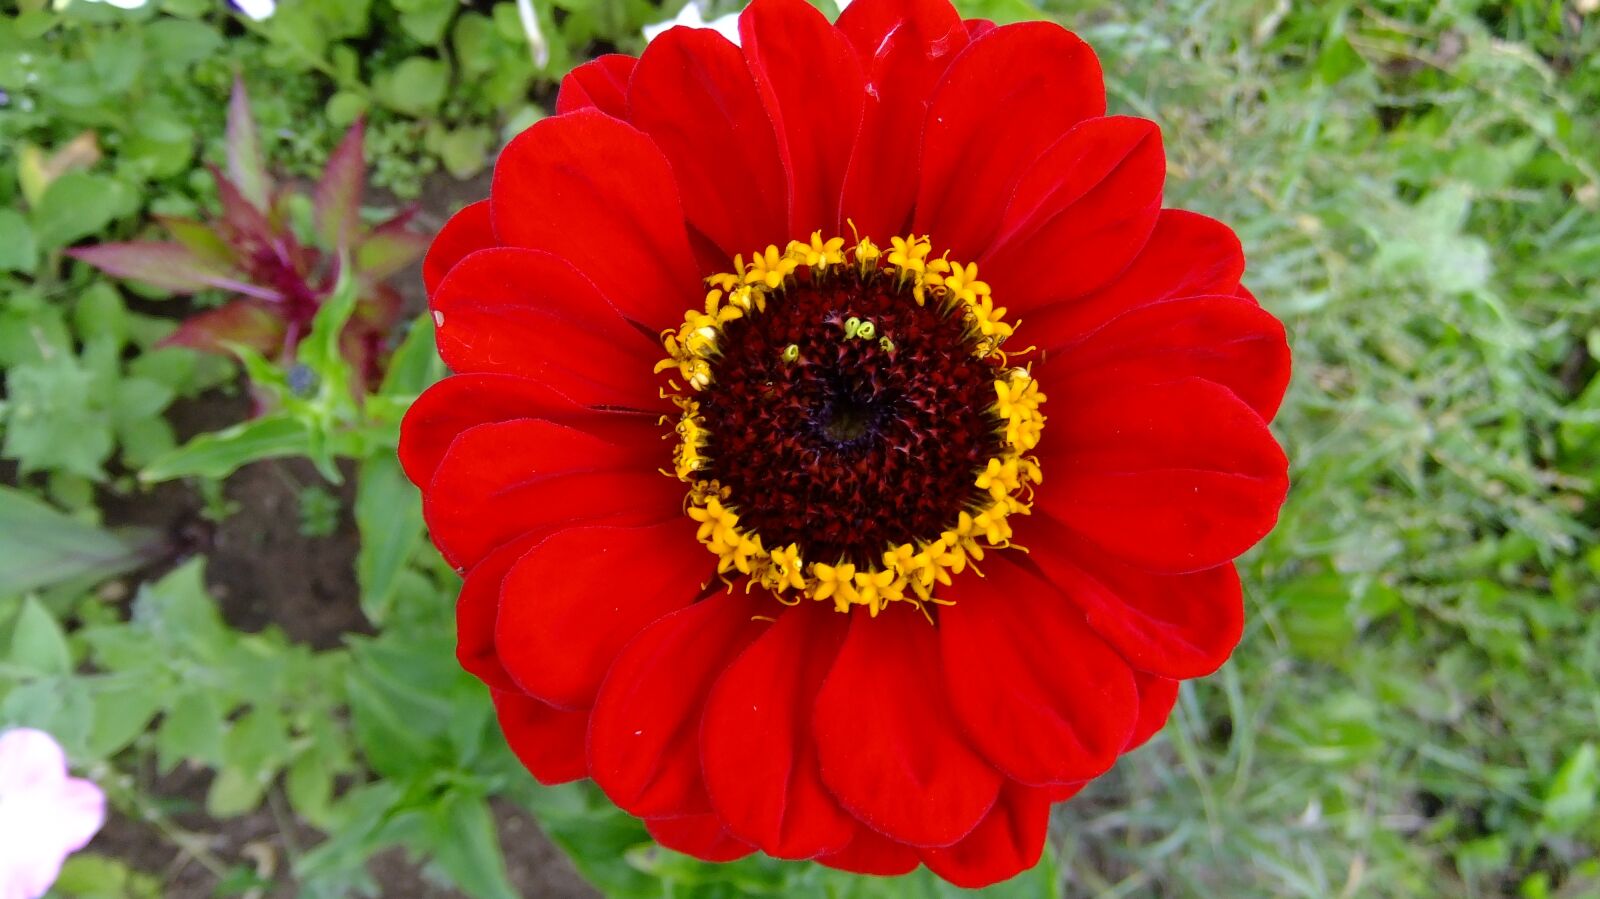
[[0, 729, 106, 899]]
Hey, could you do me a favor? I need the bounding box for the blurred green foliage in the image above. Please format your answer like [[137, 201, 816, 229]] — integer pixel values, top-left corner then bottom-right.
[[1, 0, 1598, 897]]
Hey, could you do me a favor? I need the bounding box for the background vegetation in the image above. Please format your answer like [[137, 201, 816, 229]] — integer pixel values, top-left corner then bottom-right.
[[1, 0, 1596, 896]]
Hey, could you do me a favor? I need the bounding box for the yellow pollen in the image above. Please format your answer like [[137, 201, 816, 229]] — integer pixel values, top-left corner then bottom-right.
[[656, 232, 1045, 614]]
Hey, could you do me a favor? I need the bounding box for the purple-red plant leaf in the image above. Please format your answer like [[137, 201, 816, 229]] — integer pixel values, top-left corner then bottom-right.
[[154, 216, 239, 268], [161, 299, 286, 356], [315, 119, 367, 251], [66, 242, 282, 300], [208, 164, 276, 254], [227, 77, 272, 210], [355, 216, 429, 282]]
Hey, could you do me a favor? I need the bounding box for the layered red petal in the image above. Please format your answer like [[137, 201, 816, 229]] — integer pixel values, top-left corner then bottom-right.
[[496, 521, 709, 710], [645, 815, 755, 862], [430, 248, 663, 407], [491, 110, 699, 331], [740, 0, 865, 237], [555, 54, 637, 117], [1020, 514, 1246, 679], [980, 116, 1165, 311], [919, 785, 1052, 889], [491, 689, 588, 785], [629, 28, 789, 257], [1127, 672, 1180, 751], [1035, 376, 1288, 575], [1049, 294, 1292, 420], [700, 604, 855, 859], [423, 200, 495, 296], [589, 592, 768, 819], [913, 22, 1104, 259], [940, 557, 1139, 786], [836, 0, 969, 240], [424, 418, 679, 569], [813, 607, 1001, 847], [1025, 209, 1247, 348]]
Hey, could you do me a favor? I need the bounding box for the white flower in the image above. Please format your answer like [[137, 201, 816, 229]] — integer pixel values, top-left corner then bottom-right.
[[0, 729, 106, 899], [231, 0, 276, 20], [67, 0, 275, 16], [642, 0, 851, 45], [643, 2, 743, 46]]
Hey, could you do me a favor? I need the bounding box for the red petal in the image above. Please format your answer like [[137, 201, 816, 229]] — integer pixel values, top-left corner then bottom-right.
[[920, 785, 1051, 889], [1050, 294, 1291, 421], [555, 54, 638, 117], [1024, 209, 1245, 347], [423, 200, 496, 296], [589, 592, 768, 818], [400, 373, 610, 491], [965, 18, 995, 38], [314, 120, 365, 250], [1127, 672, 1179, 751], [739, 0, 865, 237], [491, 110, 699, 332], [496, 521, 709, 710], [980, 116, 1164, 310], [423, 418, 679, 569], [701, 604, 855, 859], [835, 0, 969, 241], [813, 606, 1001, 848], [161, 300, 286, 355], [1019, 515, 1245, 679], [1036, 376, 1288, 574], [645, 815, 755, 862], [816, 824, 921, 876], [628, 28, 788, 257], [457, 532, 548, 692], [913, 22, 1104, 260], [1042, 782, 1085, 802], [430, 248, 663, 408], [492, 689, 589, 784], [940, 557, 1139, 786]]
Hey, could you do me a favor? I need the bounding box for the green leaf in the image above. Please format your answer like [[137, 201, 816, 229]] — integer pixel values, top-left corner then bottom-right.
[[32, 173, 129, 251], [423, 793, 520, 899], [157, 690, 226, 771], [1543, 743, 1599, 834], [140, 414, 312, 482], [0, 208, 38, 273], [9, 596, 72, 676], [0, 486, 160, 595], [354, 453, 424, 625], [88, 677, 169, 758], [207, 764, 269, 817], [374, 57, 451, 115]]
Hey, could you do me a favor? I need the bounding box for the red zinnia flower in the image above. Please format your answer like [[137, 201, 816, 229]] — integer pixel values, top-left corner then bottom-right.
[[401, 0, 1290, 886]]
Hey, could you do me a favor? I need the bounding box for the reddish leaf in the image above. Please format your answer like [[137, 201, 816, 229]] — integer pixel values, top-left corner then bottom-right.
[[315, 119, 367, 250], [227, 77, 272, 210], [66, 242, 281, 300], [161, 300, 286, 356], [356, 213, 429, 282], [208, 164, 276, 254], [154, 216, 238, 268]]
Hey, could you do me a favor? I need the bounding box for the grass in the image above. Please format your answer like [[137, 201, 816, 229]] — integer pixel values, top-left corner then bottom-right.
[[1039, 1, 1600, 896]]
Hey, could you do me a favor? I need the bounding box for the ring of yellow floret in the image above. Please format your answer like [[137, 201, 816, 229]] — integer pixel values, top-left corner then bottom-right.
[[655, 230, 1047, 616]]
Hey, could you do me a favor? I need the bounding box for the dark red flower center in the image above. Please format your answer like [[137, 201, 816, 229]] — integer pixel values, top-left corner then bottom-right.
[[695, 270, 1005, 567]]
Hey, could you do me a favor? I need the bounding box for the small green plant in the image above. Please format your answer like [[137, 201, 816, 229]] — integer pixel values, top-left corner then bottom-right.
[[67, 78, 428, 392]]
